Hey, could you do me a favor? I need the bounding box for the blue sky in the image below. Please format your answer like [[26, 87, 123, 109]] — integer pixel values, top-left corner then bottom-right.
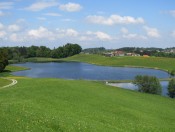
[[0, 0, 175, 49]]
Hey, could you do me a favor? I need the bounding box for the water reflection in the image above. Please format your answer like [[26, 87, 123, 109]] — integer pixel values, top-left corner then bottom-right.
[[12, 62, 169, 80]]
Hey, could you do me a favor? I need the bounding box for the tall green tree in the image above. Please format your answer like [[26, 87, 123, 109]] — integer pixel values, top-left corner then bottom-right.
[[0, 48, 9, 72], [168, 79, 175, 98], [133, 75, 162, 95], [36, 46, 51, 57], [27, 46, 39, 57]]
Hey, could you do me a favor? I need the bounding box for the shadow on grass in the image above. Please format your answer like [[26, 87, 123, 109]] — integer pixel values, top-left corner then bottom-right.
[[0, 70, 11, 77]]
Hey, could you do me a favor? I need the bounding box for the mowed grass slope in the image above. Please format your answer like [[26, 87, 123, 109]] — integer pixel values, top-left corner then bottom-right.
[[0, 78, 175, 132], [0, 78, 11, 87], [63, 54, 175, 71]]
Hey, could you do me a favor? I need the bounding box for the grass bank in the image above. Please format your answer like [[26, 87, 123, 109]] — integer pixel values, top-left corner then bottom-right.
[[0, 78, 12, 87], [0, 78, 175, 131], [0, 65, 29, 77], [9, 57, 60, 64], [62, 54, 175, 72]]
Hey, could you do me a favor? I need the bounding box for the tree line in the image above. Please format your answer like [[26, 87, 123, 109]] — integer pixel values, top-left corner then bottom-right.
[[0, 43, 82, 62], [82, 47, 106, 54], [0, 43, 81, 72]]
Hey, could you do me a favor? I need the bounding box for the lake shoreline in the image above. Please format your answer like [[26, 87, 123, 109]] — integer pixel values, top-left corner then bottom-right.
[[12, 62, 170, 81]]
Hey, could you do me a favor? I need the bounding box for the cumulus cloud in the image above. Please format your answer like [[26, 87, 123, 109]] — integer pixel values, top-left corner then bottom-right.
[[64, 29, 79, 37], [44, 13, 61, 16], [28, 27, 78, 41], [0, 31, 6, 38], [59, 2, 82, 12], [120, 27, 129, 34], [9, 33, 18, 42], [120, 27, 147, 40], [143, 26, 160, 38], [37, 17, 47, 21], [86, 15, 145, 25], [87, 31, 112, 41], [24, 1, 58, 11], [8, 24, 21, 32], [28, 26, 55, 40], [0, 2, 13, 10], [0, 23, 4, 30], [79, 36, 93, 41], [122, 34, 147, 39], [169, 10, 175, 17], [95, 32, 112, 41], [172, 31, 175, 38], [56, 28, 79, 37]]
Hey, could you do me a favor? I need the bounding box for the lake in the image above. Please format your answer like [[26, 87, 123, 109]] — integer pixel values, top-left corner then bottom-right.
[[107, 81, 169, 96], [12, 62, 169, 80]]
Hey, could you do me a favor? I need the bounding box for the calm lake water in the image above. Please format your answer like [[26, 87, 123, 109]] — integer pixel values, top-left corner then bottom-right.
[[107, 81, 169, 96], [12, 62, 169, 80]]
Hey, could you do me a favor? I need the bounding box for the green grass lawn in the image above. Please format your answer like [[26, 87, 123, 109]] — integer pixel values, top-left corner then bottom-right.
[[6, 65, 29, 72], [0, 78, 175, 132], [1, 55, 175, 131], [0, 65, 29, 77], [0, 78, 11, 88], [63, 54, 175, 72]]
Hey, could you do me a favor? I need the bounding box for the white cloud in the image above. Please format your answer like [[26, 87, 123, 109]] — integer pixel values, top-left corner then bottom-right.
[[0, 2, 13, 10], [169, 10, 175, 17], [87, 31, 112, 41], [95, 32, 112, 41], [61, 18, 75, 22], [143, 26, 160, 38], [0, 23, 4, 30], [8, 24, 21, 32], [9, 33, 26, 42], [65, 29, 79, 37], [122, 34, 147, 39], [37, 17, 47, 21], [9, 33, 18, 42], [59, 2, 82, 12], [120, 27, 128, 34], [16, 18, 26, 24], [0, 31, 6, 38], [79, 36, 93, 41], [28, 26, 55, 40], [86, 15, 145, 25], [56, 28, 79, 37], [44, 13, 61, 16], [120, 27, 147, 40], [172, 31, 175, 38], [25, 1, 58, 11]]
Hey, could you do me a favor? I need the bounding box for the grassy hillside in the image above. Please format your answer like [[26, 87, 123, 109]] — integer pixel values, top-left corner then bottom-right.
[[0, 78, 175, 131], [0, 78, 11, 88], [0, 56, 175, 131], [63, 54, 175, 71]]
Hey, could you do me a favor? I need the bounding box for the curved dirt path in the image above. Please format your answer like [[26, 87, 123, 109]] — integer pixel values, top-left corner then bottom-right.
[[0, 77, 18, 89]]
